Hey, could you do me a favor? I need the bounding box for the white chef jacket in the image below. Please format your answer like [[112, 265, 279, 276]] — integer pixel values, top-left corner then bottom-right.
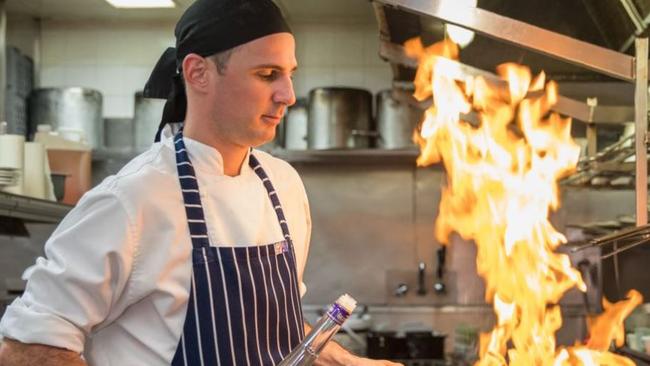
[[0, 125, 312, 365]]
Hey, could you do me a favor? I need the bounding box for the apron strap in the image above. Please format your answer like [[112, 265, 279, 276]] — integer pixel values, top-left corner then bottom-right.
[[174, 130, 210, 248], [249, 154, 293, 242]]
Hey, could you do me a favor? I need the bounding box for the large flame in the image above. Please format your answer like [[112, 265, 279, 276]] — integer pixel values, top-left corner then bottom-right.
[[406, 37, 643, 365]]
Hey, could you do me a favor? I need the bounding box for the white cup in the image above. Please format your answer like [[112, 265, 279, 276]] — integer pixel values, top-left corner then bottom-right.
[[57, 128, 85, 143], [642, 335, 650, 355]]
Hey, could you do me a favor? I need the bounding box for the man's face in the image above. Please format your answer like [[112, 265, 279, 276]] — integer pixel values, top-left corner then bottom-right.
[[208, 32, 297, 148]]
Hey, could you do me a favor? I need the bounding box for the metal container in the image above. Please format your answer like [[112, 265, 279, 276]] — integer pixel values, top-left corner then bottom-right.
[[366, 331, 408, 359], [133, 91, 166, 151], [7, 46, 33, 99], [376, 89, 423, 149], [28, 87, 103, 149], [307, 87, 375, 149], [284, 99, 308, 150], [104, 118, 134, 153], [5, 93, 27, 137], [50, 173, 67, 202], [404, 331, 445, 360]]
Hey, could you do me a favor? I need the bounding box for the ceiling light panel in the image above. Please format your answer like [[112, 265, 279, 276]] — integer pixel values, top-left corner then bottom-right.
[[105, 0, 175, 8]]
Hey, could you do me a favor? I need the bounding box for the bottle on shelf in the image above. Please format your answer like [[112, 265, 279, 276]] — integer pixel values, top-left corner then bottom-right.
[[279, 293, 357, 366]]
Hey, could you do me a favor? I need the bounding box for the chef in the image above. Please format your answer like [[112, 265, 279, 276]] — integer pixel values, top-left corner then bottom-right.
[[0, 0, 399, 365]]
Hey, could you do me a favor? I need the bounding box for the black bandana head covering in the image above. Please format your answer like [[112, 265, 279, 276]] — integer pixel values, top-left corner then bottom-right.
[[144, 0, 292, 142]]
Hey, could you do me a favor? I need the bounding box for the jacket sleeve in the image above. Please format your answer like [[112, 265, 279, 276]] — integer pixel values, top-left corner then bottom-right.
[[0, 186, 138, 353]]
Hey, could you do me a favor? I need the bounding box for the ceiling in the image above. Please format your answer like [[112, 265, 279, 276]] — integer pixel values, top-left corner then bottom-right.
[[4, 0, 377, 23], [5, 0, 192, 22]]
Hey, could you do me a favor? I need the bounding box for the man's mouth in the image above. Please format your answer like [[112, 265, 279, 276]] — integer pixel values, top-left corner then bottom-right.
[[261, 114, 282, 125]]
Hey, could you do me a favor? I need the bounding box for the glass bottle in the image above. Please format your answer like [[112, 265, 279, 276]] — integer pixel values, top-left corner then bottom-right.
[[279, 294, 357, 366]]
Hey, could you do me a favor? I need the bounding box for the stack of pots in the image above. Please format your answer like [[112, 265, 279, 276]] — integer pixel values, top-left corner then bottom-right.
[[375, 89, 423, 149], [133, 91, 166, 152], [28, 87, 103, 149], [307, 87, 375, 149], [301, 87, 424, 150]]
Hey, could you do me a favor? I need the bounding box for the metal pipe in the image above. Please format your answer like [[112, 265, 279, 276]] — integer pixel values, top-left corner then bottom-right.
[[600, 237, 650, 260], [634, 37, 648, 226], [570, 223, 650, 253], [621, 12, 650, 52], [376, 0, 635, 81], [619, 0, 645, 33], [619, 0, 648, 52]]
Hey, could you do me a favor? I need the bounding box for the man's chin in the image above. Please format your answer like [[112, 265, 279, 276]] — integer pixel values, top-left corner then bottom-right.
[[251, 133, 276, 148]]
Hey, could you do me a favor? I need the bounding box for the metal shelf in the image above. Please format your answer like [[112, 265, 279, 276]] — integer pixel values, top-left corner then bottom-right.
[[0, 192, 72, 224], [94, 147, 423, 165], [269, 148, 422, 165]]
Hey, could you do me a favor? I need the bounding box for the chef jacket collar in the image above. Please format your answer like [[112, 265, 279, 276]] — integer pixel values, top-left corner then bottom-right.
[[160, 124, 252, 177]]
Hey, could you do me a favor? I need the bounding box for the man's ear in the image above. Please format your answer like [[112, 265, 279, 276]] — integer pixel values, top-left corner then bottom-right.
[[182, 53, 210, 92]]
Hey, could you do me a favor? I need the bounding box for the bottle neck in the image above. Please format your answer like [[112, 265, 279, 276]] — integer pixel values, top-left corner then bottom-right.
[[304, 303, 350, 354]]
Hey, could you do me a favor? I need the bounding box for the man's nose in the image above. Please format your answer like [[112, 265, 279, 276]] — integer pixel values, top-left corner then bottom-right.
[[273, 76, 296, 107]]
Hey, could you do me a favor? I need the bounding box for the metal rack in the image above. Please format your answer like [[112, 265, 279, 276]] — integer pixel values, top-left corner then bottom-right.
[[269, 148, 421, 165], [373, 0, 649, 226]]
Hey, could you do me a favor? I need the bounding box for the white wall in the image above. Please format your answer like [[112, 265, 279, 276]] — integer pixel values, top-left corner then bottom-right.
[[39, 20, 175, 118], [35, 19, 392, 118], [291, 22, 392, 100]]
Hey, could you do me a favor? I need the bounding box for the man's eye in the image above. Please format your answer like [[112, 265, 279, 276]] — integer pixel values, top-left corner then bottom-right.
[[259, 70, 278, 81]]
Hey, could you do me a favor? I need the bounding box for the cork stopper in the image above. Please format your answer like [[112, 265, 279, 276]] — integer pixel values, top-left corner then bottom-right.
[[336, 294, 357, 313]]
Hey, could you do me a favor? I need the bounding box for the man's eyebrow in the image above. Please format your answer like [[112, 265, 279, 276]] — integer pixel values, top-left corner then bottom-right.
[[252, 64, 298, 72]]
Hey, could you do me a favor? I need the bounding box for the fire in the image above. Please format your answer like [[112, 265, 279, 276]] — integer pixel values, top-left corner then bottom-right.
[[406, 37, 643, 365], [585, 290, 643, 351]]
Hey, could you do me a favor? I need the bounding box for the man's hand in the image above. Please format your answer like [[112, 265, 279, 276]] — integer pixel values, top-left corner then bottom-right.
[[0, 338, 87, 366], [304, 323, 403, 366], [344, 354, 403, 366]]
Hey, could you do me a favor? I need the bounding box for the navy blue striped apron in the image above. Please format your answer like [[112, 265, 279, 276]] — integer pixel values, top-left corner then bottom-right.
[[171, 130, 305, 366]]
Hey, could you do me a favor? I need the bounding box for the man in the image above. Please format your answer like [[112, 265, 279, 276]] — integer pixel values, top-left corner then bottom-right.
[[0, 0, 400, 365]]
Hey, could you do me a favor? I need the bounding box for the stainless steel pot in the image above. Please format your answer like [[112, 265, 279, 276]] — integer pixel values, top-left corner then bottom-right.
[[284, 99, 308, 150], [28, 87, 103, 149], [376, 89, 423, 149], [104, 118, 134, 153], [133, 91, 166, 152], [307, 87, 375, 149]]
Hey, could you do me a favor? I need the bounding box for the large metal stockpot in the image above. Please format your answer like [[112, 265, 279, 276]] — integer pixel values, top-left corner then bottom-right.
[[375, 89, 423, 149], [307, 87, 375, 149], [104, 118, 134, 154], [133, 91, 166, 151], [28, 87, 103, 149]]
